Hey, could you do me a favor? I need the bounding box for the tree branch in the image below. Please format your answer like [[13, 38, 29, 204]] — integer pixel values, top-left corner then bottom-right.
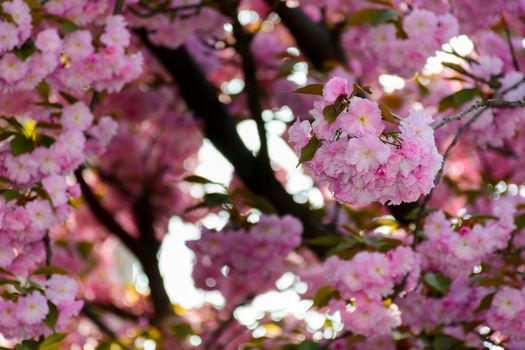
[[264, 0, 346, 69], [501, 15, 520, 72], [434, 98, 525, 129], [74, 169, 140, 258], [138, 31, 332, 242], [220, 0, 268, 160], [132, 191, 172, 322], [414, 107, 489, 240], [82, 305, 131, 349]]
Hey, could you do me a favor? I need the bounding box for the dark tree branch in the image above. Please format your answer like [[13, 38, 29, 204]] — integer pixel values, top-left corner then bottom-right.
[[77, 168, 172, 322], [85, 301, 141, 321], [132, 191, 172, 322], [138, 31, 332, 242], [82, 305, 131, 349], [220, 0, 269, 160], [75, 169, 140, 257], [501, 16, 521, 72], [264, 0, 346, 69]]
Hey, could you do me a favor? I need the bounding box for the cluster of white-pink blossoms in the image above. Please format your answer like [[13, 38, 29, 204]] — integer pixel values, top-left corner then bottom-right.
[[0, 0, 142, 93], [324, 246, 420, 337], [289, 77, 442, 206], [0, 97, 117, 339], [187, 215, 302, 303]]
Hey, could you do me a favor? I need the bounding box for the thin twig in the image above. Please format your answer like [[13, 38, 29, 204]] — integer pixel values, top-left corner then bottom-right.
[[74, 169, 140, 257], [219, 0, 269, 160], [434, 98, 525, 129], [82, 305, 132, 349], [502, 16, 521, 72], [414, 107, 489, 239], [113, 0, 125, 15], [202, 295, 255, 350]]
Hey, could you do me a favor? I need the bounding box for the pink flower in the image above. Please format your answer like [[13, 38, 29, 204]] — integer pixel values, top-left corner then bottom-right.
[[63, 30, 94, 61], [493, 287, 525, 318], [5, 154, 38, 183], [18, 292, 49, 325], [288, 118, 311, 151], [0, 22, 19, 54], [400, 109, 434, 144], [346, 135, 391, 173], [25, 200, 55, 231], [403, 9, 439, 40], [2, 0, 32, 27], [0, 300, 19, 327], [424, 211, 452, 241], [62, 101, 93, 131], [0, 54, 29, 83], [100, 15, 130, 48], [42, 175, 68, 206], [46, 274, 78, 306], [0, 244, 16, 268], [340, 96, 384, 137], [35, 28, 62, 53], [323, 77, 348, 103], [471, 56, 503, 80]]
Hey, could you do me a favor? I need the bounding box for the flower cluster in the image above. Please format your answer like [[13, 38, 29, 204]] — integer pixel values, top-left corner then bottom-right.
[[358, 9, 458, 77], [289, 77, 442, 206], [418, 195, 517, 278], [132, 2, 227, 49], [0, 97, 117, 339], [0, 0, 142, 93], [0, 274, 82, 340], [187, 215, 302, 302], [486, 286, 525, 343], [324, 246, 420, 337], [397, 279, 487, 336]]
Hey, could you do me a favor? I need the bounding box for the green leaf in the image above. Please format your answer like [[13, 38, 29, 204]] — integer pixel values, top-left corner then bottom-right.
[[23, 0, 42, 9], [379, 104, 400, 125], [183, 175, 220, 185], [0, 277, 20, 286], [474, 292, 495, 314], [1, 189, 22, 202], [352, 83, 372, 95], [76, 241, 94, 260], [36, 81, 51, 100], [306, 235, 344, 247], [433, 335, 460, 350], [438, 88, 482, 112], [347, 8, 398, 26], [39, 333, 67, 350], [424, 272, 452, 295], [32, 266, 68, 276], [34, 102, 63, 109], [322, 95, 347, 123], [38, 134, 56, 148], [441, 62, 469, 75], [36, 122, 61, 130], [60, 20, 79, 34], [13, 39, 37, 61], [16, 340, 39, 350], [2, 116, 24, 132], [298, 135, 321, 164], [235, 190, 277, 214], [293, 84, 324, 96], [185, 193, 231, 212], [58, 91, 79, 104], [43, 302, 59, 330], [282, 340, 323, 350], [312, 285, 340, 308], [363, 236, 402, 252], [10, 135, 35, 156]]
